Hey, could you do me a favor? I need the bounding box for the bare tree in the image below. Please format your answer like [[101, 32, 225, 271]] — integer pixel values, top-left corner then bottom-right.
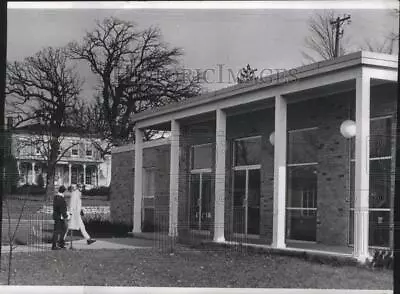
[[69, 17, 202, 154], [362, 9, 399, 55], [6, 46, 83, 200], [302, 10, 348, 63]]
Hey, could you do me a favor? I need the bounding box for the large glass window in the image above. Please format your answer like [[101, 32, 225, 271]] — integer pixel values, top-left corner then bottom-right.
[[349, 116, 393, 248], [191, 144, 212, 170], [189, 144, 213, 231], [234, 136, 261, 166], [286, 127, 318, 242], [232, 136, 261, 236]]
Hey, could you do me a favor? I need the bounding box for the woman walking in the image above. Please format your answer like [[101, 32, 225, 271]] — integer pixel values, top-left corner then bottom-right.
[[66, 184, 96, 245]]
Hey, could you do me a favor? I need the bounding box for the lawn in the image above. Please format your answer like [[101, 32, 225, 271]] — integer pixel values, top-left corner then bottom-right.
[[1, 195, 111, 245], [0, 246, 393, 288]]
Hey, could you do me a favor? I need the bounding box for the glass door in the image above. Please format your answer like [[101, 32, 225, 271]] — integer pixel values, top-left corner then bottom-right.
[[286, 127, 318, 242], [232, 136, 262, 236], [233, 170, 246, 234], [189, 143, 213, 232]]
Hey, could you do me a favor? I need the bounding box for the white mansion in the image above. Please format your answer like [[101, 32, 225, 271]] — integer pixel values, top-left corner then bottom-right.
[[7, 118, 111, 189]]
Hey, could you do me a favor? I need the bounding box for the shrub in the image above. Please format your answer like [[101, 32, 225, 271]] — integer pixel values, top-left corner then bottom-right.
[[83, 218, 132, 238], [82, 186, 110, 196], [367, 249, 393, 269], [13, 184, 46, 196], [36, 174, 45, 188]]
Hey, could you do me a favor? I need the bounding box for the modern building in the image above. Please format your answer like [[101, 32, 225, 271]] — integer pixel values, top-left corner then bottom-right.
[[8, 121, 112, 189], [110, 51, 397, 262]]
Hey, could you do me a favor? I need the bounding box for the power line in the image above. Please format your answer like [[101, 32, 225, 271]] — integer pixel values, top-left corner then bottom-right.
[[330, 14, 351, 58]]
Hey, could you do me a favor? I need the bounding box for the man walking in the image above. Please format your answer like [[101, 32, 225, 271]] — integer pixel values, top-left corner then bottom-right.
[[65, 184, 96, 245], [52, 186, 69, 250]]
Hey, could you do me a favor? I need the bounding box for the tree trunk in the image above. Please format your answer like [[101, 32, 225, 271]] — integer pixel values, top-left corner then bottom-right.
[[45, 163, 56, 202], [46, 167, 55, 202]]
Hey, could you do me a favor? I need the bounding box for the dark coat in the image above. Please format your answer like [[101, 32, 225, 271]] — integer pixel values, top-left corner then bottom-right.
[[53, 194, 68, 221]]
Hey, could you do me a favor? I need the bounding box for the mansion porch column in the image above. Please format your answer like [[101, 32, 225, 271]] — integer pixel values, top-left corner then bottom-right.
[[16, 160, 21, 178], [272, 94, 287, 249], [68, 164, 72, 186], [31, 162, 36, 185], [353, 71, 371, 262], [133, 127, 144, 233], [83, 164, 87, 185], [214, 109, 226, 243], [169, 119, 180, 237]]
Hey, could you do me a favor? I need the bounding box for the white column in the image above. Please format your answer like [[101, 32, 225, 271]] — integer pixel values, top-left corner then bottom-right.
[[31, 162, 36, 184], [214, 109, 226, 243], [272, 94, 287, 249], [353, 71, 371, 262], [169, 120, 180, 237], [83, 164, 87, 185], [68, 164, 72, 186], [133, 128, 144, 233], [16, 160, 21, 178]]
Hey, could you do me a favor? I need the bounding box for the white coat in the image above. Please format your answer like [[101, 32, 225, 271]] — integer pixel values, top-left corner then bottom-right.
[[68, 190, 83, 230]]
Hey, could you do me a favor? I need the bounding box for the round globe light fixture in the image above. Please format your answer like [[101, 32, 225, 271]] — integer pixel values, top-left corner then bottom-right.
[[269, 132, 275, 145], [340, 120, 356, 138]]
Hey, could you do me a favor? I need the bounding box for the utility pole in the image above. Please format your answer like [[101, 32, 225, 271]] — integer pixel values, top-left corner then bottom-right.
[[330, 14, 351, 58]]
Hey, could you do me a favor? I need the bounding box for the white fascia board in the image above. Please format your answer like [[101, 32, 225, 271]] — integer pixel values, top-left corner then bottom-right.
[[111, 138, 171, 154], [136, 66, 361, 128], [134, 52, 398, 128]]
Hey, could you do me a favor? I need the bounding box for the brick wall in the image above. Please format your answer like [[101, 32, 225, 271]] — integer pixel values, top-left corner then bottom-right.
[[110, 144, 171, 230]]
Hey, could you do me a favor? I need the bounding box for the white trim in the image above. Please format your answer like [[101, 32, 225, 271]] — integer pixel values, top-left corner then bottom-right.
[[369, 156, 392, 161], [287, 127, 318, 133], [286, 207, 317, 211], [192, 142, 213, 148], [111, 138, 171, 154], [134, 53, 396, 128], [233, 164, 261, 171], [234, 135, 262, 142], [190, 168, 212, 174], [287, 162, 318, 167], [370, 115, 393, 121], [350, 208, 391, 212]]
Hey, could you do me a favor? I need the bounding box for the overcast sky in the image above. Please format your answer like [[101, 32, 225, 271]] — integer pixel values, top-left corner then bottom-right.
[[7, 8, 398, 101]]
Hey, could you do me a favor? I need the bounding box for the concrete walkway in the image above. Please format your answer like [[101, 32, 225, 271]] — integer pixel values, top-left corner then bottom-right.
[[1, 238, 153, 254]]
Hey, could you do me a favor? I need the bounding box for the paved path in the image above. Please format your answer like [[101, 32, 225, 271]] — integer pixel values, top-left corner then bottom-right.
[[1, 238, 153, 254]]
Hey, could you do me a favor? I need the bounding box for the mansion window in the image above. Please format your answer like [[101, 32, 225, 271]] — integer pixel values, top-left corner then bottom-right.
[[71, 143, 79, 156], [86, 145, 93, 157]]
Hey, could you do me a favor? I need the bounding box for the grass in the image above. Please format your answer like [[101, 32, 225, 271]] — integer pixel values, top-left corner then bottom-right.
[[0, 246, 393, 288], [1, 195, 110, 245]]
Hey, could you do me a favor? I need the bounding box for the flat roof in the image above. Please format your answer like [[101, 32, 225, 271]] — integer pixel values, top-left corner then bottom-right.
[[132, 51, 397, 124]]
